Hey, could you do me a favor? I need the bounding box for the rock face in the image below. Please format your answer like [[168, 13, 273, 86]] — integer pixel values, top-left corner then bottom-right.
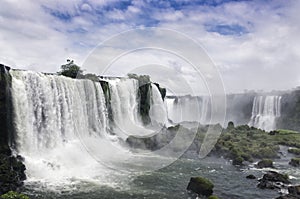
[[187, 177, 214, 196], [256, 159, 274, 169], [0, 64, 26, 194], [0, 146, 26, 194], [0, 64, 12, 146], [99, 80, 113, 123], [257, 171, 290, 190]]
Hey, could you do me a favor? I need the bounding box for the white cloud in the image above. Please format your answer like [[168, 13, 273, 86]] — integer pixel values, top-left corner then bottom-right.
[[0, 0, 299, 93]]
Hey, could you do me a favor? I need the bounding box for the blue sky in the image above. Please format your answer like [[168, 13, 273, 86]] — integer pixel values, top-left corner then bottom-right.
[[0, 0, 300, 93]]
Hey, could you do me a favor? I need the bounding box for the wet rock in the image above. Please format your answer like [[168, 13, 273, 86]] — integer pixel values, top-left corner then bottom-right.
[[256, 159, 274, 169], [0, 147, 26, 194], [257, 171, 290, 190], [276, 185, 300, 199], [246, 174, 256, 179], [289, 158, 300, 167], [187, 176, 214, 196], [288, 185, 300, 196]]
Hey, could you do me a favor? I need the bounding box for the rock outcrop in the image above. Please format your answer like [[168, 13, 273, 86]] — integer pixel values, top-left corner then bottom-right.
[[257, 171, 290, 190], [187, 176, 214, 197]]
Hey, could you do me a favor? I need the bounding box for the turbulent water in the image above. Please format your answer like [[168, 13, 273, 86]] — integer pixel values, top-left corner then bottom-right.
[[9, 70, 169, 184], [10, 70, 119, 183], [248, 96, 281, 131], [8, 70, 292, 199]]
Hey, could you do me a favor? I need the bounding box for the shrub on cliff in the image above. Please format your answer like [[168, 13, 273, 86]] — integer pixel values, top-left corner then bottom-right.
[[58, 60, 83, 79]]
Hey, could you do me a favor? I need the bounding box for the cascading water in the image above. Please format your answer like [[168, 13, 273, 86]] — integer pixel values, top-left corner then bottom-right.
[[248, 95, 281, 131], [149, 84, 168, 127], [107, 78, 155, 138], [10, 70, 124, 184], [166, 96, 210, 124]]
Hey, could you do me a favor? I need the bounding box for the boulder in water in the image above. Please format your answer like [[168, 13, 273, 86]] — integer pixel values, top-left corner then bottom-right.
[[289, 158, 300, 167], [288, 185, 300, 196], [257, 171, 290, 190], [246, 174, 256, 179], [276, 185, 300, 199], [187, 176, 214, 196], [256, 159, 274, 168]]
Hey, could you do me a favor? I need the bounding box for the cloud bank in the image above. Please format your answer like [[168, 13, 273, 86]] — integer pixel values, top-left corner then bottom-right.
[[0, 0, 300, 93]]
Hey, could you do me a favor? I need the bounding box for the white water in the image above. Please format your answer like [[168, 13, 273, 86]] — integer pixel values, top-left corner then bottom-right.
[[10, 70, 125, 184], [166, 96, 210, 124], [10, 70, 173, 185], [107, 78, 155, 138], [149, 84, 168, 127], [248, 96, 281, 131]]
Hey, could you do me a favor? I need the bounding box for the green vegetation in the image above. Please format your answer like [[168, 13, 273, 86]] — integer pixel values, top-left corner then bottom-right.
[[288, 148, 300, 155], [0, 191, 29, 199], [187, 176, 214, 197], [83, 73, 99, 82], [127, 73, 151, 86], [289, 158, 300, 167], [212, 123, 300, 165], [208, 196, 219, 199], [58, 60, 83, 78], [257, 159, 274, 168]]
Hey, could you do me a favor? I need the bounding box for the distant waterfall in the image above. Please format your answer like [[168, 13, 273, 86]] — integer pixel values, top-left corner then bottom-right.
[[166, 96, 210, 124], [248, 96, 281, 131], [149, 84, 168, 127]]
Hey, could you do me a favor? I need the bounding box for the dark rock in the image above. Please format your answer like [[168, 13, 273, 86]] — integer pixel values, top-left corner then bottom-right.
[[227, 121, 235, 129], [288, 185, 300, 196], [0, 149, 26, 194], [258, 171, 290, 190], [269, 130, 279, 135], [153, 83, 166, 100], [276, 185, 300, 199], [289, 158, 300, 167], [262, 171, 290, 183], [187, 177, 214, 196], [99, 80, 113, 123], [246, 174, 256, 179], [232, 156, 244, 166], [256, 159, 274, 168]]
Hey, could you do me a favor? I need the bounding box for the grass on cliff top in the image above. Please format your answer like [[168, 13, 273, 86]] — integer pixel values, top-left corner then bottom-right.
[[210, 124, 300, 164]]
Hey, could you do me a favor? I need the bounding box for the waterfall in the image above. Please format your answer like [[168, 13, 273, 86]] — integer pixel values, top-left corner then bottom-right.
[[149, 84, 168, 127], [105, 78, 155, 138], [248, 96, 281, 131], [165, 96, 210, 124], [10, 70, 122, 183]]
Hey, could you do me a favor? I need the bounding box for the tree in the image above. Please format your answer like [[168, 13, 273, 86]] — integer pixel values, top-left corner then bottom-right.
[[58, 59, 83, 78]]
